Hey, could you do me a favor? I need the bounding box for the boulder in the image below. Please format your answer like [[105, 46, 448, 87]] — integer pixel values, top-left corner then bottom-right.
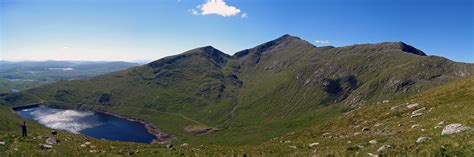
[[308, 142, 319, 148], [411, 124, 421, 128], [288, 145, 297, 149], [390, 105, 401, 110], [441, 124, 471, 135], [0, 141, 5, 145], [411, 107, 426, 118], [367, 153, 379, 157], [369, 139, 377, 144], [45, 137, 57, 145], [180, 143, 189, 147], [416, 137, 431, 144], [377, 144, 391, 152], [406, 103, 419, 109], [40, 144, 53, 149], [84, 141, 91, 145]]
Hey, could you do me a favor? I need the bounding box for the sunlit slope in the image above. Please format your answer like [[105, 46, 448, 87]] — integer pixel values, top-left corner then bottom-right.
[[259, 75, 474, 156]]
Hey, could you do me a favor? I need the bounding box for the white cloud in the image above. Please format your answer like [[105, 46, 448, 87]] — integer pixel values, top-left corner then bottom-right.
[[241, 12, 247, 18], [193, 0, 242, 17], [314, 40, 330, 45]]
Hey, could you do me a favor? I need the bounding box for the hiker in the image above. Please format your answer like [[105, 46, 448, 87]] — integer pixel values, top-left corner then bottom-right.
[[21, 121, 27, 137]]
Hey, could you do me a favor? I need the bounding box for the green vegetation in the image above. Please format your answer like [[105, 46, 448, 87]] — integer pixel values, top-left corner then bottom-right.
[[1, 35, 473, 156], [268, 75, 474, 156]]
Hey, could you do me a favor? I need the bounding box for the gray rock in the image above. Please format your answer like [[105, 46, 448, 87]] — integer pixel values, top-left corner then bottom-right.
[[288, 145, 297, 149], [411, 107, 426, 118], [441, 124, 471, 135], [0, 141, 5, 145], [407, 103, 419, 109], [411, 124, 421, 128], [45, 137, 57, 145], [369, 139, 377, 144], [390, 105, 401, 110], [367, 153, 379, 157], [377, 144, 391, 152], [416, 137, 431, 144], [40, 144, 53, 149], [308, 142, 319, 148]]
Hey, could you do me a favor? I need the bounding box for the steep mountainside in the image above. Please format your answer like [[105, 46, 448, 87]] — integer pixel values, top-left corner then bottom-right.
[[1, 35, 473, 146]]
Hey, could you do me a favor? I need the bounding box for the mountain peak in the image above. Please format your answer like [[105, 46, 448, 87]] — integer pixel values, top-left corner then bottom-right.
[[277, 34, 301, 41], [375, 42, 427, 56], [233, 34, 313, 58], [188, 45, 230, 64]]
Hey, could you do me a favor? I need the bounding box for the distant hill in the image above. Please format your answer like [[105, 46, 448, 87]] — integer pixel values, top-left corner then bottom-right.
[[1, 34, 473, 148], [0, 61, 140, 93]]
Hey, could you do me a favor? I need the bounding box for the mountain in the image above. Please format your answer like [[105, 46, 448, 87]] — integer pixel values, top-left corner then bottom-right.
[[1, 34, 473, 147]]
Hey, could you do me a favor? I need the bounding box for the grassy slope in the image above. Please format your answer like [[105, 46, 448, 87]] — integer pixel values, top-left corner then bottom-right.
[[254, 75, 474, 156], [0, 63, 473, 156], [1, 35, 473, 148]]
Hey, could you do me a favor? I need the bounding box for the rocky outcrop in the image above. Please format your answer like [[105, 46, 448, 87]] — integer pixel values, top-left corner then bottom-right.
[[441, 124, 471, 135]]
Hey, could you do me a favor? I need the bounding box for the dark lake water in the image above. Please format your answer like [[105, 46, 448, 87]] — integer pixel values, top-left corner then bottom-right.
[[15, 106, 156, 143]]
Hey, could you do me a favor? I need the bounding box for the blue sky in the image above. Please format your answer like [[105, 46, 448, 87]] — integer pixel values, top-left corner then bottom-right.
[[1, 0, 473, 62]]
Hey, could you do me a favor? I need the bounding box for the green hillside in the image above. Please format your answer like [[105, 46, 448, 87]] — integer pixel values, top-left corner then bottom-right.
[[1, 34, 473, 152], [0, 75, 472, 156]]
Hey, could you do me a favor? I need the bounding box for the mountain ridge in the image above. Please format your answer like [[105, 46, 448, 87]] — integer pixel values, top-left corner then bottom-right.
[[1, 34, 473, 147]]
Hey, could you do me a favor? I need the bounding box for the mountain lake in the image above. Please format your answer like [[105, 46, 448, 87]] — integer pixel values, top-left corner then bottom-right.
[[15, 105, 156, 143]]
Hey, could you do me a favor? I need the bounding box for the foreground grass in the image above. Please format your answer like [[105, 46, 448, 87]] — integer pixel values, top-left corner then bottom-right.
[[266, 76, 474, 156]]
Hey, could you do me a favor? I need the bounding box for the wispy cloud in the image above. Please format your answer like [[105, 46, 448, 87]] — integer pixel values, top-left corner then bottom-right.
[[191, 0, 243, 17], [314, 40, 330, 45]]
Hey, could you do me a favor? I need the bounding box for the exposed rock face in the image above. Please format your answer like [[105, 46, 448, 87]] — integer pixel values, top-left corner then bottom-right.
[[441, 124, 471, 135]]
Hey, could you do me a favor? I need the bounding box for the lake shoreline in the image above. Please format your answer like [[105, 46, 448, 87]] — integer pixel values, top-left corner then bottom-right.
[[12, 103, 172, 144]]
